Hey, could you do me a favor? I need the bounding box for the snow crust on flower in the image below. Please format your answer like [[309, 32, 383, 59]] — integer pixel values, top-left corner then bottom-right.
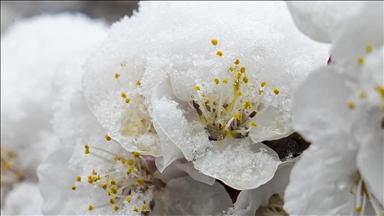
[[1, 13, 107, 185], [151, 176, 232, 215], [81, 2, 178, 156], [142, 1, 329, 189], [228, 162, 295, 215], [2, 182, 43, 215]]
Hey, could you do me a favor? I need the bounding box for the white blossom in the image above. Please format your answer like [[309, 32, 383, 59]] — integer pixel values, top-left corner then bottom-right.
[[284, 2, 383, 215]]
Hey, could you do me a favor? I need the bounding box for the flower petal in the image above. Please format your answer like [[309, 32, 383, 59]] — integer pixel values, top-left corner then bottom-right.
[[151, 176, 232, 215], [194, 139, 281, 190], [286, 2, 363, 43]]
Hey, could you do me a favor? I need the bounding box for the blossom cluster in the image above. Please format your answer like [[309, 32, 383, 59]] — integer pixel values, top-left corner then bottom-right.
[[1, 1, 382, 216]]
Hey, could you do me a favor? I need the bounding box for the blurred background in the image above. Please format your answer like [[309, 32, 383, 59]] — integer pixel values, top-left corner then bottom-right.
[[1, 1, 139, 33]]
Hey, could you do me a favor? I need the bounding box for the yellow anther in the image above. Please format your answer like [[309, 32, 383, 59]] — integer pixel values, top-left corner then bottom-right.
[[100, 184, 107, 190], [136, 80, 141, 86], [84, 144, 90, 154], [125, 98, 131, 103], [357, 57, 364, 65], [240, 67, 246, 73], [214, 78, 220, 84], [233, 113, 242, 120], [348, 102, 356, 110], [236, 72, 242, 79], [114, 206, 119, 212], [127, 159, 135, 166], [243, 76, 249, 83], [223, 79, 228, 84], [258, 89, 264, 95], [121, 92, 127, 98], [88, 205, 94, 211], [359, 91, 367, 99], [226, 130, 232, 136], [128, 167, 135, 174], [92, 170, 97, 175], [76, 176, 82, 182], [132, 152, 141, 157], [114, 73, 120, 79], [228, 67, 235, 71], [216, 51, 223, 57], [366, 45, 373, 53], [356, 207, 362, 212], [111, 180, 116, 185], [205, 99, 210, 104], [110, 198, 116, 204], [142, 205, 148, 212], [261, 81, 267, 87], [244, 101, 251, 109], [7, 151, 16, 158], [126, 197, 132, 203], [194, 85, 201, 91], [375, 85, 384, 100], [220, 123, 226, 129], [71, 185, 77, 190], [105, 135, 112, 141], [211, 39, 218, 46], [250, 121, 258, 127], [236, 91, 243, 97], [273, 88, 280, 95], [234, 59, 240, 65], [133, 206, 139, 212], [137, 179, 144, 185]]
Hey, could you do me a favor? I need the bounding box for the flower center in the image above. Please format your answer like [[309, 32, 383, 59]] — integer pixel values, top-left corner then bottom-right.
[[0, 148, 24, 186], [255, 193, 289, 216], [350, 172, 384, 216], [191, 39, 280, 141], [71, 142, 163, 213]]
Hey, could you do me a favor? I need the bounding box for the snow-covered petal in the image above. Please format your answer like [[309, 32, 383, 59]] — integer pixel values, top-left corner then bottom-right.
[[229, 161, 295, 215], [151, 176, 232, 215], [286, 2, 364, 43]]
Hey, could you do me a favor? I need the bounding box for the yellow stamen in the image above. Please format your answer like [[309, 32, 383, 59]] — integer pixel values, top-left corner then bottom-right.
[[359, 92, 367, 99], [121, 92, 127, 98], [273, 88, 280, 95], [375, 85, 384, 100], [127, 159, 135, 166], [216, 51, 223, 57], [114, 206, 119, 212], [126, 197, 132, 203], [357, 57, 364, 65], [133, 206, 139, 212], [214, 78, 220, 85], [234, 59, 240, 65], [233, 113, 242, 120], [125, 98, 131, 103], [356, 206, 362, 212], [348, 102, 356, 110], [194, 85, 201, 91], [237, 91, 243, 97], [366, 45, 373, 53], [142, 205, 148, 211], [114, 73, 120, 79], [258, 90, 264, 95], [211, 39, 218, 46], [132, 152, 141, 157], [261, 81, 267, 87], [105, 135, 112, 141], [137, 179, 144, 185], [84, 144, 90, 154], [250, 121, 257, 127], [76, 176, 82, 182], [223, 79, 228, 84], [88, 205, 94, 211], [110, 198, 116, 204], [71, 185, 76, 190], [240, 67, 246, 73], [243, 76, 249, 83], [136, 80, 141, 86]]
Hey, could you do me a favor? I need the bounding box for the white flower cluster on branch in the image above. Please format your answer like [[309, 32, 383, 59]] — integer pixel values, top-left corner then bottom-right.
[[1, 1, 382, 216]]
